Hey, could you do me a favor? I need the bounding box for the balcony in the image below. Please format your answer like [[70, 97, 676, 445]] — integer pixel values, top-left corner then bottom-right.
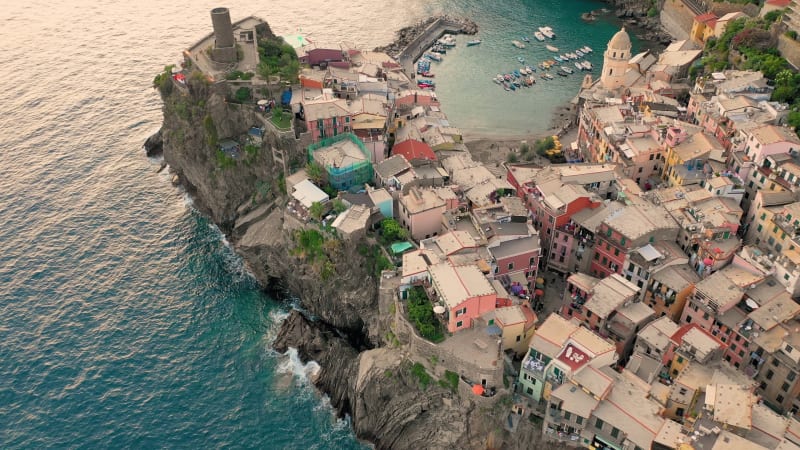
[[522, 356, 547, 377], [773, 214, 800, 238]]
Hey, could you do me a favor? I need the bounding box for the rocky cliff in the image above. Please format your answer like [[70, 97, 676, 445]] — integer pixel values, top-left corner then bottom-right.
[[154, 42, 565, 449]]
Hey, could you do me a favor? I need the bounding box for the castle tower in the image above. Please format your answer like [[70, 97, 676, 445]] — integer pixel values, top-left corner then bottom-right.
[[600, 27, 631, 90], [210, 7, 237, 64]]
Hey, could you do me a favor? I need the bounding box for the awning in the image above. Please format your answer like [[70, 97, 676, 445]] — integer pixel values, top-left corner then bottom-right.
[[472, 384, 485, 395], [486, 324, 502, 336]]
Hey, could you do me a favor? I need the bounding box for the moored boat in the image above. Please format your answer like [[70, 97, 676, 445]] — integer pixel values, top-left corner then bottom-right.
[[522, 36, 530, 42], [575, 50, 584, 57], [557, 71, 568, 77], [583, 46, 593, 53], [560, 66, 573, 74], [539, 26, 555, 39], [511, 40, 526, 49], [546, 44, 559, 52], [517, 56, 525, 64], [534, 32, 545, 41], [424, 53, 442, 62], [525, 65, 536, 73], [467, 39, 481, 46], [581, 61, 593, 70], [421, 71, 435, 77], [542, 73, 554, 80], [553, 55, 563, 62], [574, 61, 583, 71]]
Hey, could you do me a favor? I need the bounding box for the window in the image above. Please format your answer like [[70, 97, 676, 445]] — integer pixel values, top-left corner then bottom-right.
[[456, 320, 463, 328], [586, 310, 592, 318], [516, 335, 521, 342], [782, 382, 790, 392], [620, 237, 626, 245], [787, 345, 794, 353], [638, 167, 643, 173], [507, 263, 514, 271], [761, 213, 767, 220], [606, 229, 612, 237], [576, 416, 583, 425], [614, 248, 620, 256], [649, 236, 655, 243], [757, 224, 763, 232], [785, 274, 791, 281], [788, 371, 796, 381], [760, 381, 767, 390], [777, 395, 785, 404], [679, 387, 687, 395], [529, 257, 536, 266], [767, 369, 774, 380], [595, 418, 604, 430], [610, 427, 620, 438], [773, 358, 780, 367], [677, 356, 684, 363], [676, 407, 685, 417], [564, 411, 571, 420]]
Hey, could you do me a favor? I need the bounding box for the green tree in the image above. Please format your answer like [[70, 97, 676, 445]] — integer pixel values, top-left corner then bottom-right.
[[234, 87, 251, 103], [305, 162, 326, 185], [506, 152, 518, 163], [332, 198, 347, 214], [381, 218, 408, 241], [309, 201, 326, 221]]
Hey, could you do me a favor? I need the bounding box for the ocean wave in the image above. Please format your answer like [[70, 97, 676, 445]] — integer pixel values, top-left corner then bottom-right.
[[276, 347, 322, 387]]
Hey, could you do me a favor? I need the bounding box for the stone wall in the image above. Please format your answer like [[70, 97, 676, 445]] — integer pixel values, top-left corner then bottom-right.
[[660, 0, 694, 40], [393, 296, 504, 390], [778, 34, 800, 69]]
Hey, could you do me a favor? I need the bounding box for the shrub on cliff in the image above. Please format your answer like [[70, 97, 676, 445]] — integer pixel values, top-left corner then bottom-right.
[[380, 218, 407, 242], [406, 287, 444, 342], [153, 65, 174, 96]]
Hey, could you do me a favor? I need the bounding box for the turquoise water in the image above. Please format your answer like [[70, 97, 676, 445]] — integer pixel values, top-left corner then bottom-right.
[[432, 0, 642, 137], [0, 0, 639, 447]]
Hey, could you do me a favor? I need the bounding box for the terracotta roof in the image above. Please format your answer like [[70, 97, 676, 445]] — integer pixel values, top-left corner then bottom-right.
[[391, 139, 436, 162], [766, 0, 790, 6], [695, 12, 718, 26]]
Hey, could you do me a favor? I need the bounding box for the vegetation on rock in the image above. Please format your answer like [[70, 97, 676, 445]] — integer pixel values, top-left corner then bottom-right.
[[406, 287, 444, 342]]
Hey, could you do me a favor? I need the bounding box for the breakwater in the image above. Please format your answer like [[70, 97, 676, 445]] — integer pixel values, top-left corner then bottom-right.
[[375, 16, 478, 77]]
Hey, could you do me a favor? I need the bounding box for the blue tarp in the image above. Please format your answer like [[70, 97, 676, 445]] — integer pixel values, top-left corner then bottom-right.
[[281, 89, 292, 106], [486, 325, 502, 336]]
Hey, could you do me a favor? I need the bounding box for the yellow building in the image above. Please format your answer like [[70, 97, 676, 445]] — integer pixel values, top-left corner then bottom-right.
[[690, 13, 718, 45], [493, 305, 537, 357], [663, 132, 721, 186]]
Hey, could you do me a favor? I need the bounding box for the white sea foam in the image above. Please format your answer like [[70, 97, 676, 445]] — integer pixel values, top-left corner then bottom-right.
[[277, 347, 321, 386]]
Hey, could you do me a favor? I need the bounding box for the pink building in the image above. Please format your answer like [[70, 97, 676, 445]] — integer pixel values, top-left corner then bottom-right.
[[744, 124, 800, 167], [428, 262, 497, 333], [488, 234, 541, 295], [398, 187, 446, 241], [394, 89, 439, 109], [302, 98, 352, 142]]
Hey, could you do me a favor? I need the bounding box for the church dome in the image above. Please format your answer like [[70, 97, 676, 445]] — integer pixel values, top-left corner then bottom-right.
[[607, 27, 631, 51]]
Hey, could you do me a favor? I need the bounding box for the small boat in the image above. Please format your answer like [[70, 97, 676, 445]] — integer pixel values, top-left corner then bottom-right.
[[430, 45, 446, 54], [534, 32, 545, 41], [437, 37, 456, 47], [421, 71, 435, 77], [513, 70, 521, 78], [525, 65, 536, 73], [509, 83, 516, 90], [566, 53, 578, 60], [583, 46, 593, 53], [546, 44, 559, 52], [539, 26, 555, 39], [575, 61, 583, 71], [522, 36, 531, 42], [424, 53, 442, 62], [575, 50, 584, 57], [557, 71, 568, 77], [581, 61, 593, 70], [542, 73, 554, 80], [513, 80, 521, 87], [526, 76, 535, 86], [467, 39, 482, 46], [512, 40, 526, 49], [553, 55, 563, 62], [560, 66, 573, 74], [493, 77, 502, 85], [504, 74, 512, 81], [517, 56, 526, 64], [504, 84, 511, 91], [559, 54, 569, 61]]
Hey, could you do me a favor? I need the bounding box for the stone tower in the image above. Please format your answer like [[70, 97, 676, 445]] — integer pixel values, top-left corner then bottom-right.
[[600, 27, 631, 90], [210, 7, 237, 64]]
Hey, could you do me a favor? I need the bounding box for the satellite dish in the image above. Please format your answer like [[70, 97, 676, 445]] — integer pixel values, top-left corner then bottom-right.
[[433, 305, 446, 314]]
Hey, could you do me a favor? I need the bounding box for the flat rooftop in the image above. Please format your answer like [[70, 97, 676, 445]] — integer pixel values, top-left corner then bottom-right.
[[428, 262, 495, 309], [637, 316, 681, 353]]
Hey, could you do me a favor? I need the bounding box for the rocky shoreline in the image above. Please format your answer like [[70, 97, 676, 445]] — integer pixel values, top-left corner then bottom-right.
[[150, 6, 683, 448], [373, 15, 478, 56]]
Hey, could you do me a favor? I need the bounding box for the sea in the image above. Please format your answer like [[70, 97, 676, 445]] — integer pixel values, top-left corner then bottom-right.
[[0, 0, 640, 448]]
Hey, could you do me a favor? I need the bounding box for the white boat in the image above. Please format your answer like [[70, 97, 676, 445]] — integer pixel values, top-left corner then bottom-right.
[[559, 54, 569, 61], [539, 26, 555, 39], [534, 32, 545, 41], [512, 40, 526, 49], [581, 61, 593, 70], [575, 50, 584, 57], [566, 53, 578, 60], [466, 39, 481, 46], [546, 44, 559, 52], [560, 66, 573, 74], [582, 46, 593, 53], [574, 61, 583, 71], [493, 76, 502, 85]]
